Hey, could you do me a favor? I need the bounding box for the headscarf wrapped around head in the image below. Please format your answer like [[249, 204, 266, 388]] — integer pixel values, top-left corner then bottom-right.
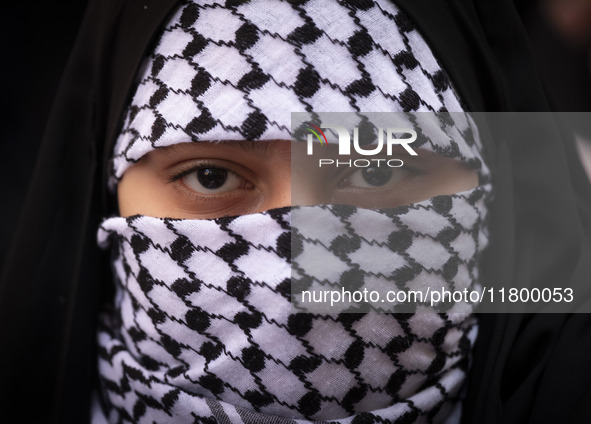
[[95, 1, 492, 423], [3, 0, 591, 423]]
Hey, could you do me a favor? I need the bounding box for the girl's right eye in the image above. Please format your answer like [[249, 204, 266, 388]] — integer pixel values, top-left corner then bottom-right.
[[184, 167, 240, 193], [171, 164, 252, 195]]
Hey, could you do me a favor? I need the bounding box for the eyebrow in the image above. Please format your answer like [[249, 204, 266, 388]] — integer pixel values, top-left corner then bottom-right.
[[233, 139, 290, 156], [161, 139, 292, 159]]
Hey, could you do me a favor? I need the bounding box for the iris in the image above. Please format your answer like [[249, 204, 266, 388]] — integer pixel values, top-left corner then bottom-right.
[[197, 168, 228, 189], [361, 166, 392, 186]]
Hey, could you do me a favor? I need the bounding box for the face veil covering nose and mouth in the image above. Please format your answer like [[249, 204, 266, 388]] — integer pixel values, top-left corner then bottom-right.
[[95, 1, 492, 423]]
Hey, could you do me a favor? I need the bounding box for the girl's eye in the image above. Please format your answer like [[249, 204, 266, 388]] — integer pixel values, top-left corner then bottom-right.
[[342, 165, 409, 189], [180, 166, 246, 194]]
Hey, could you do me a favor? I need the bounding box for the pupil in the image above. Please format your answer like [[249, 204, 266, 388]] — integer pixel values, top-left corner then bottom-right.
[[361, 166, 392, 186], [197, 168, 228, 189]]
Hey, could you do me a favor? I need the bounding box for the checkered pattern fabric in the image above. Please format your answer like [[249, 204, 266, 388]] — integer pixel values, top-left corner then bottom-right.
[[96, 185, 488, 423], [96, 1, 492, 422], [291, 187, 490, 315], [109, 0, 479, 190]]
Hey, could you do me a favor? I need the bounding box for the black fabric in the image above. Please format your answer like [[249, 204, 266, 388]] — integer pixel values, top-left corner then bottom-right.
[[0, 2, 180, 423], [395, 1, 591, 423], [1, 1, 591, 424]]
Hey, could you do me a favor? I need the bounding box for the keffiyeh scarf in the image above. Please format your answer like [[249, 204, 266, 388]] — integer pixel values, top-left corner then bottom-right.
[[95, 1, 491, 423]]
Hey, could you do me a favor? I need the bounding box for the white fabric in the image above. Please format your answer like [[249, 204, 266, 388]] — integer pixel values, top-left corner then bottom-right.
[[108, 0, 487, 190], [97, 1, 492, 422], [97, 186, 489, 423]]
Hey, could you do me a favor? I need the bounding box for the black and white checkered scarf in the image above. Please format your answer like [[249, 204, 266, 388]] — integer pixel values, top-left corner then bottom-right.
[[95, 1, 491, 423]]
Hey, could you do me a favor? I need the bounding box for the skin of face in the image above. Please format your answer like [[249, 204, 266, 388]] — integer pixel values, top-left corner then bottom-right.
[[118, 140, 478, 219]]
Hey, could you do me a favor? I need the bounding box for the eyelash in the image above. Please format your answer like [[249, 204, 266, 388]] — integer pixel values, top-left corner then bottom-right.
[[168, 161, 232, 183], [167, 161, 257, 204], [169, 160, 424, 187], [336, 161, 422, 184]]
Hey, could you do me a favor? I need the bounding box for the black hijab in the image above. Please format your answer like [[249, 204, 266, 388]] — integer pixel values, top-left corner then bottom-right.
[[1, 1, 591, 423]]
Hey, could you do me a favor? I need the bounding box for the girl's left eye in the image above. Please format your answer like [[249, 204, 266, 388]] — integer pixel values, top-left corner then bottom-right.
[[180, 166, 247, 194], [340, 164, 409, 189]]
